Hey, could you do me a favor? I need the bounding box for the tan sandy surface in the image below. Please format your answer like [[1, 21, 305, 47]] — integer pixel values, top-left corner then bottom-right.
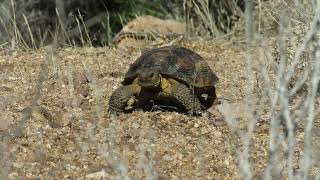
[[0, 38, 318, 179]]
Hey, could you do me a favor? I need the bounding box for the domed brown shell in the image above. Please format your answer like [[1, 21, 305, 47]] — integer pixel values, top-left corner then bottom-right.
[[123, 46, 218, 87]]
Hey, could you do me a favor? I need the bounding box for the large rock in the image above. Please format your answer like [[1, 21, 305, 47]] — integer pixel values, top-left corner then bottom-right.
[[112, 15, 186, 47]]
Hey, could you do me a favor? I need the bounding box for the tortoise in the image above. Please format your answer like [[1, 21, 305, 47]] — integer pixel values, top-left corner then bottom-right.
[[108, 46, 218, 115]]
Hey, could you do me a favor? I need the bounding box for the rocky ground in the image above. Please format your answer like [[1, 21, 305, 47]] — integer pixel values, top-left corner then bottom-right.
[[0, 36, 319, 179]]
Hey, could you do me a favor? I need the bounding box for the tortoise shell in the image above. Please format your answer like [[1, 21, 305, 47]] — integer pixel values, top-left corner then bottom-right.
[[123, 46, 218, 87]]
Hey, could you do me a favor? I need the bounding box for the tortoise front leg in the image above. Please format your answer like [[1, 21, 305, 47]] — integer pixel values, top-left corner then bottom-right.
[[108, 84, 141, 114], [169, 79, 202, 115]]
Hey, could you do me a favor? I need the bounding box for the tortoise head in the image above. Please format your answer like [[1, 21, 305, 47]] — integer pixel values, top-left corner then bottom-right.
[[137, 69, 161, 88]]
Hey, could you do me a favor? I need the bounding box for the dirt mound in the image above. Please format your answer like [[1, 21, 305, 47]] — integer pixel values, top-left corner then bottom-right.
[[0, 41, 248, 179], [1, 39, 315, 179]]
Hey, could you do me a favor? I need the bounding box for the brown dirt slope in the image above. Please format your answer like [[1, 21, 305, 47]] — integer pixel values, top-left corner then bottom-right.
[[0, 39, 291, 179]]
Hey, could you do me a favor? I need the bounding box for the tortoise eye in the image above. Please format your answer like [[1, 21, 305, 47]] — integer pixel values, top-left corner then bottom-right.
[[150, 72, 154, 77]]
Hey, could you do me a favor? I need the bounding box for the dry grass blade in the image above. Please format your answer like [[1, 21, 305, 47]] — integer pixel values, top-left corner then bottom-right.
[[22, 13, 36, 49]]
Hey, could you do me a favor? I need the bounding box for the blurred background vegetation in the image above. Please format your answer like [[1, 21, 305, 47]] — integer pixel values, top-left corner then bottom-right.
[[0, 0, 244, 48]]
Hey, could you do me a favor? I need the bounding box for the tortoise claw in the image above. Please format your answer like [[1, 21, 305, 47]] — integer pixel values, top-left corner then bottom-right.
[[187, 110, 203, 116], [108, 108, 121, 116]]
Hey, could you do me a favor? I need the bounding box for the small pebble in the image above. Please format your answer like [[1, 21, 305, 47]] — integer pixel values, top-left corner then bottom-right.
[[132, 122, 140, 129]]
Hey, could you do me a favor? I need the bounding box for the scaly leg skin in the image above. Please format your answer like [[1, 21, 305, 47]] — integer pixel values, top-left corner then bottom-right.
[[108, 84, 141, 114], [168, 78, 202, 116]]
